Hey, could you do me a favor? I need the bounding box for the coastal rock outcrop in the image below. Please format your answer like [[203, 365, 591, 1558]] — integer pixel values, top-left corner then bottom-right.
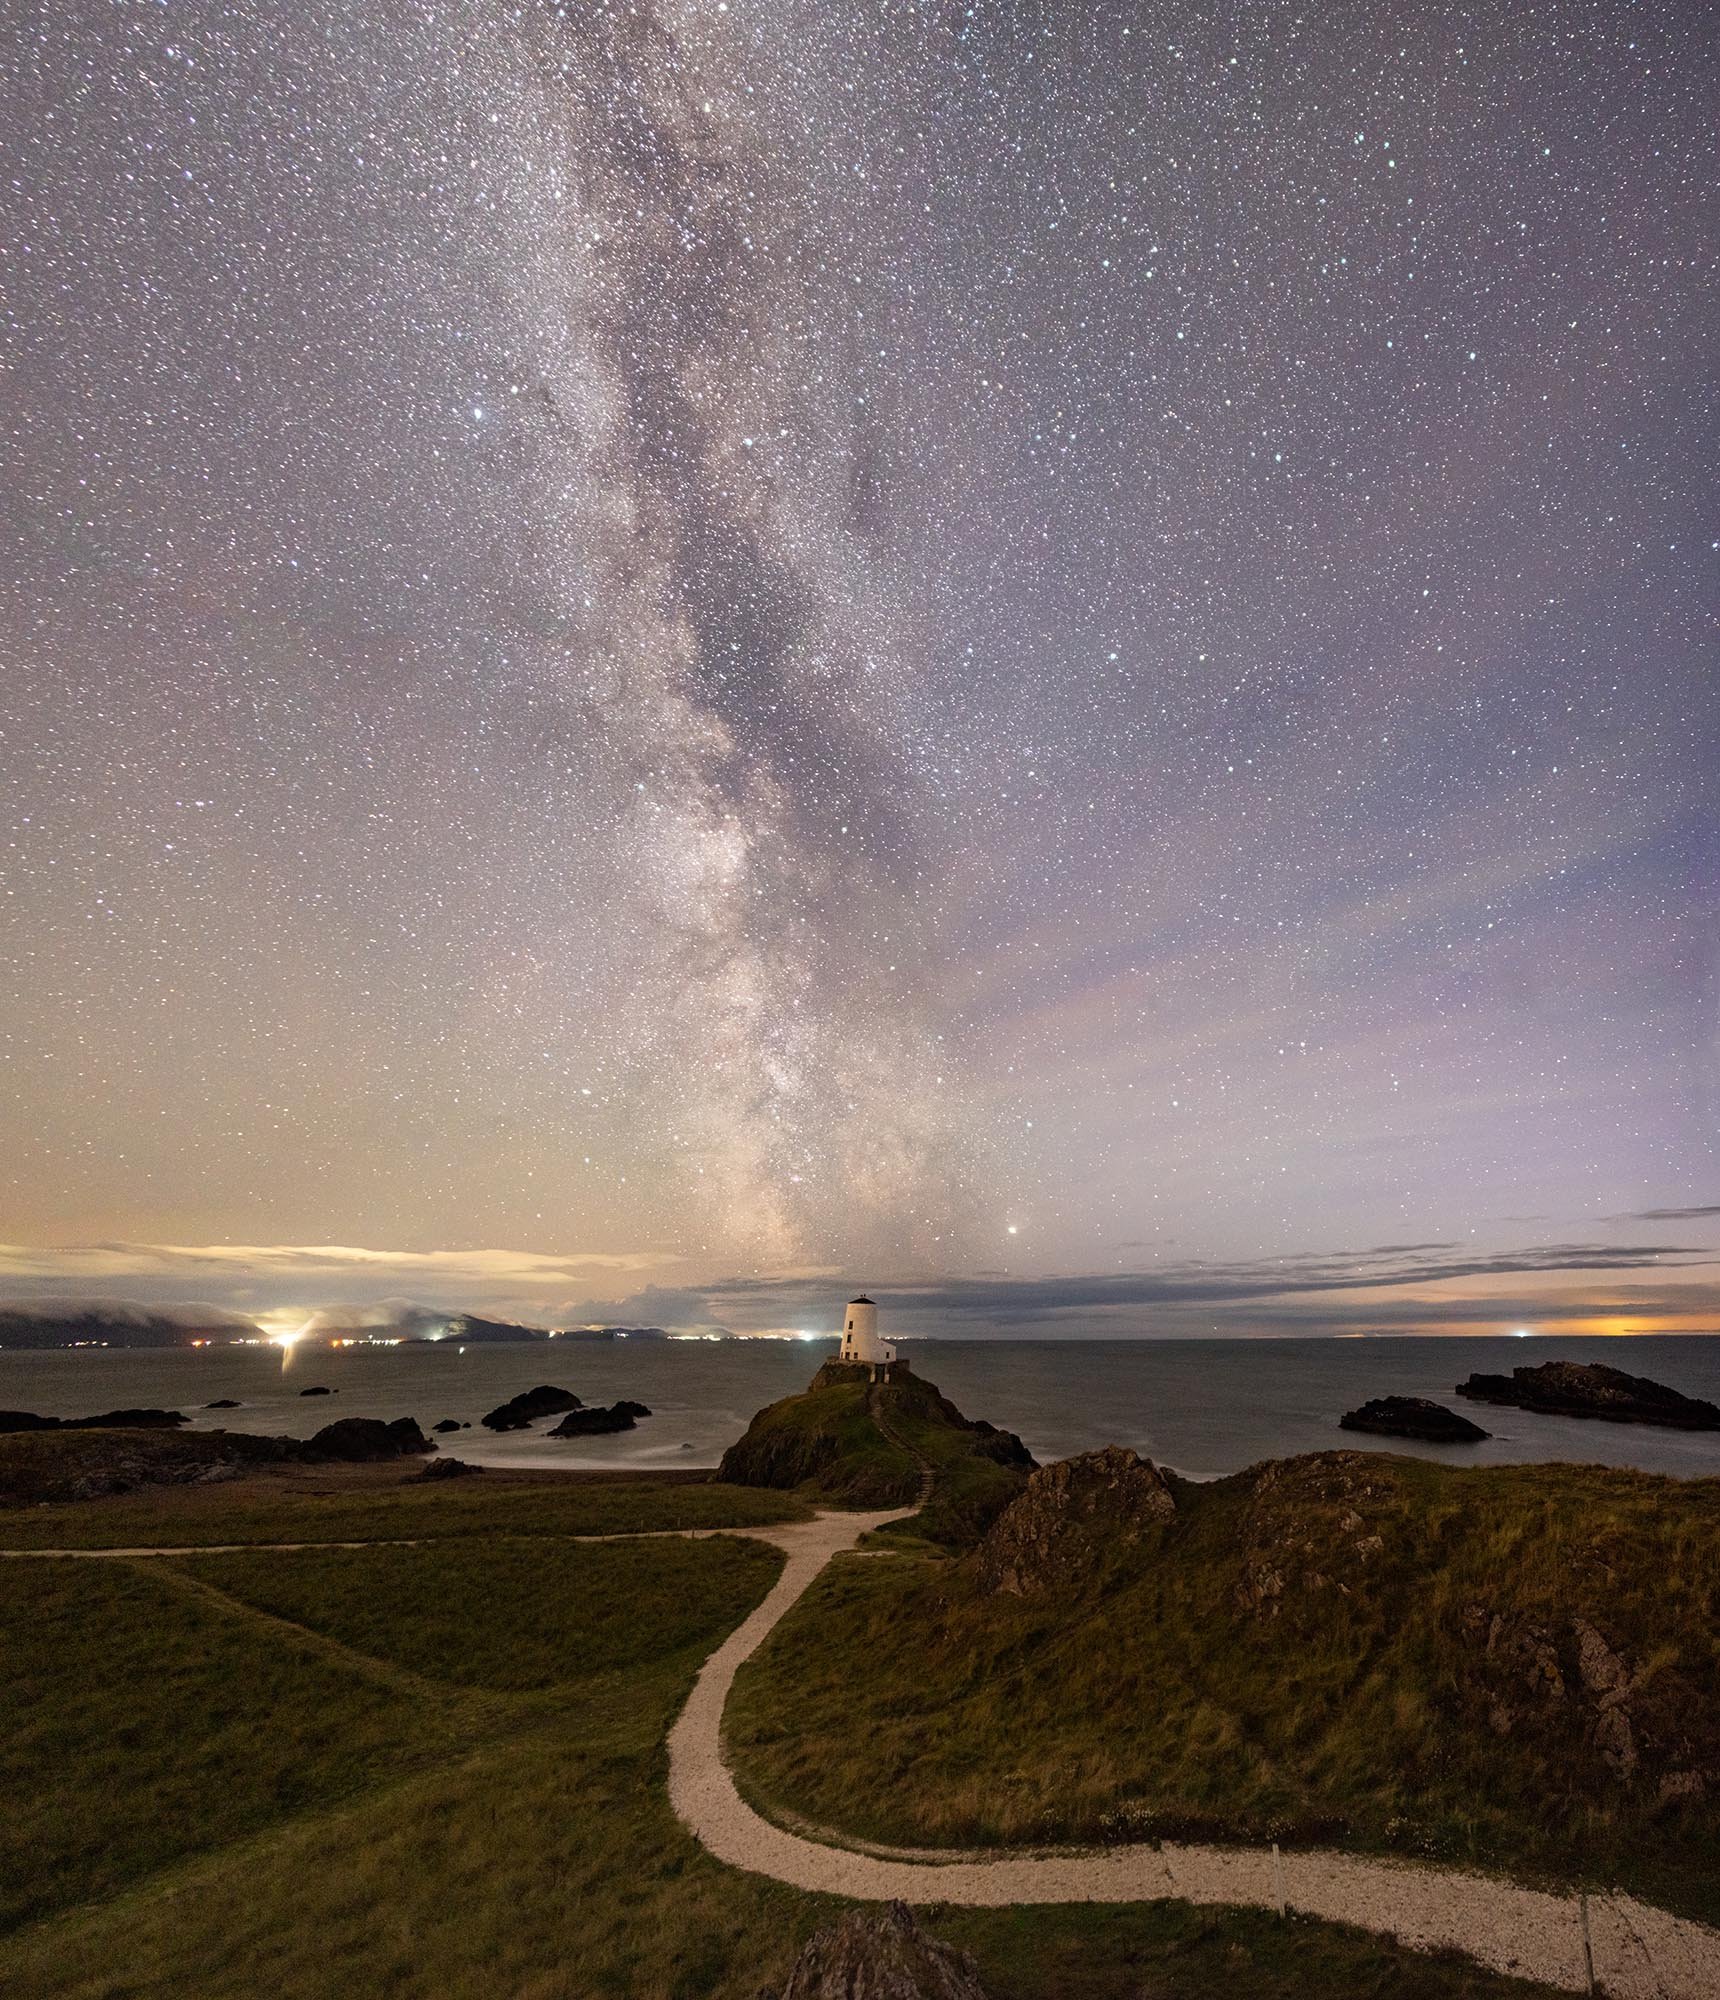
[[298, 1385, 334, 1397], [766, 1901, 990, 2000], [1458, 1600, 1720, 1794], [720, 1366, 1034, 1533], [205, 1398, 241, 1410], [1340, 1395, 1490, 1443], [1455, 1360, 1720, 1429], [300, 1416, 434, 1462], [547, 1402, 647, 1436], [1233, 1453, 1398, 1617], [977, 1446, 1175, 1595], [481, 1386, 583, 1432], [0, 1427, 293, 1505], [415, 1455, 482, 1480], [0, 1407, 189, 1433], [432, 1418, 468, 1433]]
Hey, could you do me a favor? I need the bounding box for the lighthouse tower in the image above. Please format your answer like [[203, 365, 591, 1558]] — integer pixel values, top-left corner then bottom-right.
[[838, 1295, 896, 1371]]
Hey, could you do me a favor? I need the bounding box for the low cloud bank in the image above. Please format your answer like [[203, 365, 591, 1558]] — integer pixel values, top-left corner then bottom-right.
[[3, 1234, 1717, 1340]]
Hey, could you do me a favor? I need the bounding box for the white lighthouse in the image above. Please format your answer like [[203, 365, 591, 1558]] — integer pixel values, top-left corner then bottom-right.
[[838, 1294, 896, 1369]]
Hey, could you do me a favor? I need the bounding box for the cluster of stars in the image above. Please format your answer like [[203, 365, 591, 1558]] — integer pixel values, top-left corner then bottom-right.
[[1, 0, 1714, 1314]]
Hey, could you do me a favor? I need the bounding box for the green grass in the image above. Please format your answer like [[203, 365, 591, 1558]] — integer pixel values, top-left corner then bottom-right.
[[0, 1468, 811, 1548], [729, 1452, 1720, 1926], [186, 1535, 784, 1692], [0, 1496, 1568, 1999], [0, 1558, 450, 1931], [718, 1365, 1030, 1545], [877, 1389, 1029, 1548], [722, 1375, 924, 1503]]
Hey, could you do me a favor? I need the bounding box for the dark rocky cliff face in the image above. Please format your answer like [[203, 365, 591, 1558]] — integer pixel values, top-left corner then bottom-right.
[[717, 1405, 844, 1492], [976, 1445, 1175, 1595]]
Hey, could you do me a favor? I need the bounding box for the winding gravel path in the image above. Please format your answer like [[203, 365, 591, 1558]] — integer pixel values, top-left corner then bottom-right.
[[666, 1509, 1720, 2000], [15, 1510, 1719, 1995]]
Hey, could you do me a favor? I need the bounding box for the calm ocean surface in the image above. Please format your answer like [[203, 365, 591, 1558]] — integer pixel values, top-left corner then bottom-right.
[[5, 1335, 1720, 1481]]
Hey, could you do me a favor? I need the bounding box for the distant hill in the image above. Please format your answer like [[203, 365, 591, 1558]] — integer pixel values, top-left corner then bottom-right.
[[0, 1304, 253, 1349], [0, 1299, 669, 1347]]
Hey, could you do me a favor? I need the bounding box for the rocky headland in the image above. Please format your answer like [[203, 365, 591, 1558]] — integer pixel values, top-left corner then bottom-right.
[[719, 1361, 1034, 1544], [0, 1410, 435, 1504], [0, 1407, 189, 1434]]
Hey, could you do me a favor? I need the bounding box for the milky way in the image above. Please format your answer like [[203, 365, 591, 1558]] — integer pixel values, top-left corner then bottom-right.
[[3, 2, 1716, 1331]]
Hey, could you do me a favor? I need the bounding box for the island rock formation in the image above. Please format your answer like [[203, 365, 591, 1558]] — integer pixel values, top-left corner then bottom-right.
[[300, 1416, 435, 1462], [481, 1386, 583, 1431], [719, 1363, 1034, 1545], [1455, 1361, 1720, 1429], [1340, 1395, 1490, 1443], [547, 1400, 651, 1437]]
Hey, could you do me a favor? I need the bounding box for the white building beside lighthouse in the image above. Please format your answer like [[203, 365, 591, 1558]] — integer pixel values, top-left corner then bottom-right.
[[838, 1294, 896, 1368]]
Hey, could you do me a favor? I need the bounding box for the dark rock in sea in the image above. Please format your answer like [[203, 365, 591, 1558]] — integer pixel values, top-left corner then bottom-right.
[[764, 1901, 991, 2000], [299, 1416, 435, 1462], [432, 1418, 464, 1433], [0, 1408, 189, 1433], [80, 1408, 190, 1429], [547, 1403, 639, 1436], [1340, 1396, 1490, 1444], [480, 1385, 583, 1432], [614, 1399, 651, 1419], [298, 1385, 334, 1397], [1456, 1361, 1720, 1430], [977, 1446, 1175, 1596], [205, 1398, 241, 1410], [415, 1456, 482, 1480]]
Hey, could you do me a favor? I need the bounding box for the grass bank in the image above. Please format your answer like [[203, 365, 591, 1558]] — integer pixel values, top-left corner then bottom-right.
[[728, 1451, 1720, 1926], [2, 1481, 1566, 1998], [0, 1459, 811, 1547], [718, 1363, 1031, 1546]]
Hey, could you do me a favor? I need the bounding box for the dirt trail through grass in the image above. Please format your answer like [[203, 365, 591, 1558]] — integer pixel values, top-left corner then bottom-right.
[[17, 1510, 1720, 1997], [665, 1509, 1720, 2000]]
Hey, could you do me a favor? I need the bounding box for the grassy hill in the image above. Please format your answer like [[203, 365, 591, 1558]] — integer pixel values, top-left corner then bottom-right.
[[728, 1448, 1720, 1927], [718, 1361, 1035, 1546], [0, 1460, 1563, 2000]]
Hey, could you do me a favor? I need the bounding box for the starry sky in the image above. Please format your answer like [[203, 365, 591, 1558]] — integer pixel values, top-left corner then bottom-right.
[[3, 0, 1717, 1338]]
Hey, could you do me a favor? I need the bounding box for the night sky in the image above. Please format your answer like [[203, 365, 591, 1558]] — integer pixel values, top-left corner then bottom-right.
[[3, 1, 1716, 1336]]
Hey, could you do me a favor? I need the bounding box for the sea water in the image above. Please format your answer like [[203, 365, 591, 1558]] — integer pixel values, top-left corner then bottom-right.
[[4, 1335, 1719, 1480]]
